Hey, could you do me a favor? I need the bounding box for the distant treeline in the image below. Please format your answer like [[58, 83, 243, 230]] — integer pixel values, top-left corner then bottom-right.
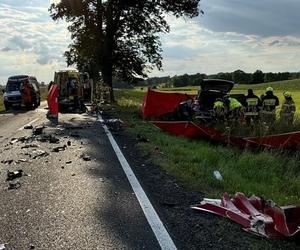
[[141, 70, 300, 87]]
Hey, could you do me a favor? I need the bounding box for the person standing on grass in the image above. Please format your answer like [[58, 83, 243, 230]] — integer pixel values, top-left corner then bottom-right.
[[260, 87, 279, 125], [280, 91, 296, 126], [244, 89, 261, 125]]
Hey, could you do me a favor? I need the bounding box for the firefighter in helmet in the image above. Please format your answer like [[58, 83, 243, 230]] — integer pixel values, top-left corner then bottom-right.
[[244, 89, 261, 125], [223, 96, 243, 122], [280, 91, 296, 126], [260, 87, 279, 124], [213, 98, 225, 122]]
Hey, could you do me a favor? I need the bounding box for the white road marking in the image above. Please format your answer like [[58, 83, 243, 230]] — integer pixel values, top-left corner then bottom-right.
[[99, 115, 177, 250], [18, 118, 39, 131]]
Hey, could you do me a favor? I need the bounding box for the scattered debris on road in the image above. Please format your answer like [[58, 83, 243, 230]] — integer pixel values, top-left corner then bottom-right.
[[8, 181, 21, 190], [17, 158, 28, 163], [24, 125, 33, 129], [6, 170, 23, 181], [66, 161, 72, 164], [37, 134, 59, 144], [0, 243, 7, 250], [1, 159, 14, 165], [67, 141, 71, 146], [21, 144, 39, 149], [10, 138, 18, 145], [52, 146, 66, 152], [32, 150, 49, 159], [80, 153, 91, 161], [33, 126, 44, 135], [192, 192, 300, 238], [18, 136, 33, 143]]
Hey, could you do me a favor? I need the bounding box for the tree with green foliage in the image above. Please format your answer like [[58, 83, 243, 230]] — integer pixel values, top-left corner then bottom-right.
[[49, 0, 201, 101], [232, 70, 251, 84], [252, 70, 264, 84]]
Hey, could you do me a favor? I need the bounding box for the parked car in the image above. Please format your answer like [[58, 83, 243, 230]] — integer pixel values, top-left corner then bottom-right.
[[3, 75, 41, 111], [177, 79, 244, 121]]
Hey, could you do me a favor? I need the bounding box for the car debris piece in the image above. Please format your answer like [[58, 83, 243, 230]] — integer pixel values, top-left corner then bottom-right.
[[24, 125, 33, 129], [52, 146, 66, 152], [80, 154, 91, 161], [66, 161, 72, 164], [17, 159, 28, 163], [6, 170, 23, 181], [10, 138, 18, 144], [32, 150, 49, 159], [191, 192, 300, 239], [8, 181, 21, 190], [1, 159, 14, 165], [18, 136, 33, 143], [37, 134, 59, 143], [21, 144, 39, 149], [67, 141, 71, 146], [0, 243, 7, 250], [213, 170, 223, 181], [33, 126, 44, 135]]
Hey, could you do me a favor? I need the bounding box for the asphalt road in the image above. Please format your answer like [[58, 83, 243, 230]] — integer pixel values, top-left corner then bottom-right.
[[0, 106, 162, 249]]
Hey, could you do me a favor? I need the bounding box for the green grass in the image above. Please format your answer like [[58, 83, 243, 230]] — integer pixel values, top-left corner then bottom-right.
[[105, 87, 300, 206], [0, 95, 4, 112]]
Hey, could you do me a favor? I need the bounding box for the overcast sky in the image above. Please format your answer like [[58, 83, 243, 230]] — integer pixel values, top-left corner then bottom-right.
[[1, 0, 300, 84]]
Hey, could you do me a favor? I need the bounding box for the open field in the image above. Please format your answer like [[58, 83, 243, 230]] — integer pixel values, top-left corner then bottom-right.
[[106, 84, 300, 206]]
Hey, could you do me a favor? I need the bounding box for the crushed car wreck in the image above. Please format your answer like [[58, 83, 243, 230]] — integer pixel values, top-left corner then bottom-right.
[[142, 84, 300, 149], [192, 193, 300, 239]]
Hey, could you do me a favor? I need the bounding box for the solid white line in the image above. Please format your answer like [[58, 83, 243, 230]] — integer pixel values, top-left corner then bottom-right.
[[18, 118, 39, 131], [99, 116, 177, 250]]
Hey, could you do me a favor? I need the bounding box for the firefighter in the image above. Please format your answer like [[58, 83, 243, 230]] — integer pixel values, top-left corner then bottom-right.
[[280, 91, 296, 126], [22, 82, 33, 110], [223, 96, 243, 122], [244, 89, 261, 125], [260, 87, 279, 124], [213, 98, 225, 122]]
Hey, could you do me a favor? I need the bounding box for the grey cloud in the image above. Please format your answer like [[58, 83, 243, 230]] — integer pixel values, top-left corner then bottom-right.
[[199, 0, 300, 37], [269, 40, 280, 46], [9, 35, 31, 50], [1, 46, 13, 52]]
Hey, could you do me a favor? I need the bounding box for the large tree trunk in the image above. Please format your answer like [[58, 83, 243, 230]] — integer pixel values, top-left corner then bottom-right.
[[101, 1, 117, 103], [102, 63, 115, 102]]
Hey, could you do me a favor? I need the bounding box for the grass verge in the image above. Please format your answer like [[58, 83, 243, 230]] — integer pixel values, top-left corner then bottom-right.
[[106, 89, 300, 206], [0, 95, 3, 112]]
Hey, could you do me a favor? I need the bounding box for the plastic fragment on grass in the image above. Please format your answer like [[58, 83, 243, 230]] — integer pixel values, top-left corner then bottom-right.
[[192, 192, 300, 239], [213, 171, 223, 181]]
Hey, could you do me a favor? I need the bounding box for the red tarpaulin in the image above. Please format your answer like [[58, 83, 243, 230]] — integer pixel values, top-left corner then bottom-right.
[[142, 88, 194, 119], [192, 193, 300, 239], [47, 84, 59, 116], [146, 89, 300, 149]]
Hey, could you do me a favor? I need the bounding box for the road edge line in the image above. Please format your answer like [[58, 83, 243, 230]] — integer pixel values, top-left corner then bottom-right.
[[18, 118, 39, 131], [99, 115, 177, 250]]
